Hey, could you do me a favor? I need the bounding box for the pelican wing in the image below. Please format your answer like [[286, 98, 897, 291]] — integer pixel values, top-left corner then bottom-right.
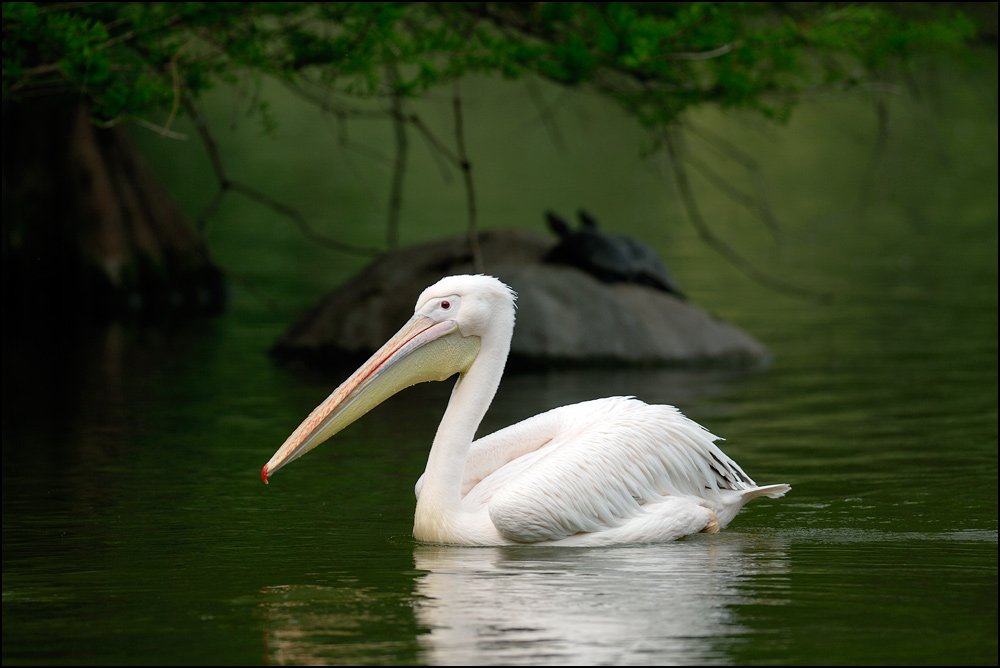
[[477, 396, 756, 543], [458, 410, 564, 498]]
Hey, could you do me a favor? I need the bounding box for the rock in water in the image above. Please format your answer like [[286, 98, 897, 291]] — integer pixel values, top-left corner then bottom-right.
[[270, 230, 769, 371]]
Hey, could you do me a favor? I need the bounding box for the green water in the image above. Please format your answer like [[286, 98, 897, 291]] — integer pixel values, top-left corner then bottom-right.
[[3, 54, 997, 665]]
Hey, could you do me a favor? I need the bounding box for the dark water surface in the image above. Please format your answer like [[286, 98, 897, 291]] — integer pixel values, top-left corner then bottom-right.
[[3, 57, 997, 665]]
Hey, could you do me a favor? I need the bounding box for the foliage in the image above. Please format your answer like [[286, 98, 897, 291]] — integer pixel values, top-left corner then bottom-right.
[[2, 2, 980, 130]]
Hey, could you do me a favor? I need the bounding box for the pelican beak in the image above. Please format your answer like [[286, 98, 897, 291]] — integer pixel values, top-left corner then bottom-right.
[[262, 313, 481, 483]]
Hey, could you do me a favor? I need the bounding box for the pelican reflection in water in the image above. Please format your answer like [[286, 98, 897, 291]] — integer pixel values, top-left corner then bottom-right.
[[254, 540, 791, 665], [411, 540, 790, 665], [262, 275, 788, 545]]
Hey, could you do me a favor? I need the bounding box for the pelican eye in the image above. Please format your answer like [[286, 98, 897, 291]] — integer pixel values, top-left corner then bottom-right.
[[441, 300, 451, 310]]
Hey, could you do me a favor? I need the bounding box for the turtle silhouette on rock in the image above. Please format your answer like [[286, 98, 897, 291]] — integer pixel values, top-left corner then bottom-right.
[[544, 210, 686, 299]]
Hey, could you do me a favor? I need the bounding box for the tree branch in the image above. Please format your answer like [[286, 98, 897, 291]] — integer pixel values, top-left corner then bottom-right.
[[523, 76, 568, 152], [680, 151, 781, 239], [664, 42, 739, 60], [408, 114, 462, 166], [161, 36, 198, 137], [407, 113, 456, 183], [452, 80, 483, 273], [130, 117, 188, 139], [182, 94, 380, 256], [682, 121, 785, 239], [663, 127, 832, 304], [281, 77, 389, 120], [386, 64, 408, 249]]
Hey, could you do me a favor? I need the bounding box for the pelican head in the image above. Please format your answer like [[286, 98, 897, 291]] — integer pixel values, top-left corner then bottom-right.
[[262, 275, 517, 482]]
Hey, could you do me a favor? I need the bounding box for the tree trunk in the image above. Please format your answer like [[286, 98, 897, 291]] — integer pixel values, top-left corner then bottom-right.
[[2, 99, 225, 324]]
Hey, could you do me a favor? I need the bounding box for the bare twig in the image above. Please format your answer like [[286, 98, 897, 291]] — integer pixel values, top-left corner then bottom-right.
[[681, 151, 781, 239], [663, 127, 832, 304], [452, 81, 484, 273], [285, 70, 460, 183], [182, 94, 380, 256], [282, 78, 406, 166], [683, 120, 763, 171], [5, 63, 62, 92], [683, 122, 783, 238], [286, 73, 482, 254], [131, 116, 188, 139], [94, 12, 184, 52], [407, 113, 456, 182], [227, 181, 379, 254], [281, 77, 388, 120], [408, 114, 462, 165], [183, 94, 227, 185], [386, 64, 408, 249], [162, 37, 198, 136], [807, 95, 893, 231], [665, 42, 739, 60], [524, 76, 567, 152], [851, 96, 890, 215]]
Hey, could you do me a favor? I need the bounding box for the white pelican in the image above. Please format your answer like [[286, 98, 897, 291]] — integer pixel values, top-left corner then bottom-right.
[[262, 274, 789, 546]]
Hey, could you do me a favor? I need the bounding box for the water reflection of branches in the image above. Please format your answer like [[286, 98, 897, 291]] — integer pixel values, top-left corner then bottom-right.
[[255, 582, 421, 666]]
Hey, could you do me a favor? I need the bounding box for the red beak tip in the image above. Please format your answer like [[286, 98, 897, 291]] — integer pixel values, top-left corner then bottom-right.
[[261, 466, 270, 485]]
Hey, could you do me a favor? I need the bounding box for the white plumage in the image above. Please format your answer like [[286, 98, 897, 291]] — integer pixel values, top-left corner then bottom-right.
[[263, 274, 789, 546]]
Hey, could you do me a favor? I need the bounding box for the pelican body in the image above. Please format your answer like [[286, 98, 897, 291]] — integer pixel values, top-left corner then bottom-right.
[[262, 275, 789, 546]]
